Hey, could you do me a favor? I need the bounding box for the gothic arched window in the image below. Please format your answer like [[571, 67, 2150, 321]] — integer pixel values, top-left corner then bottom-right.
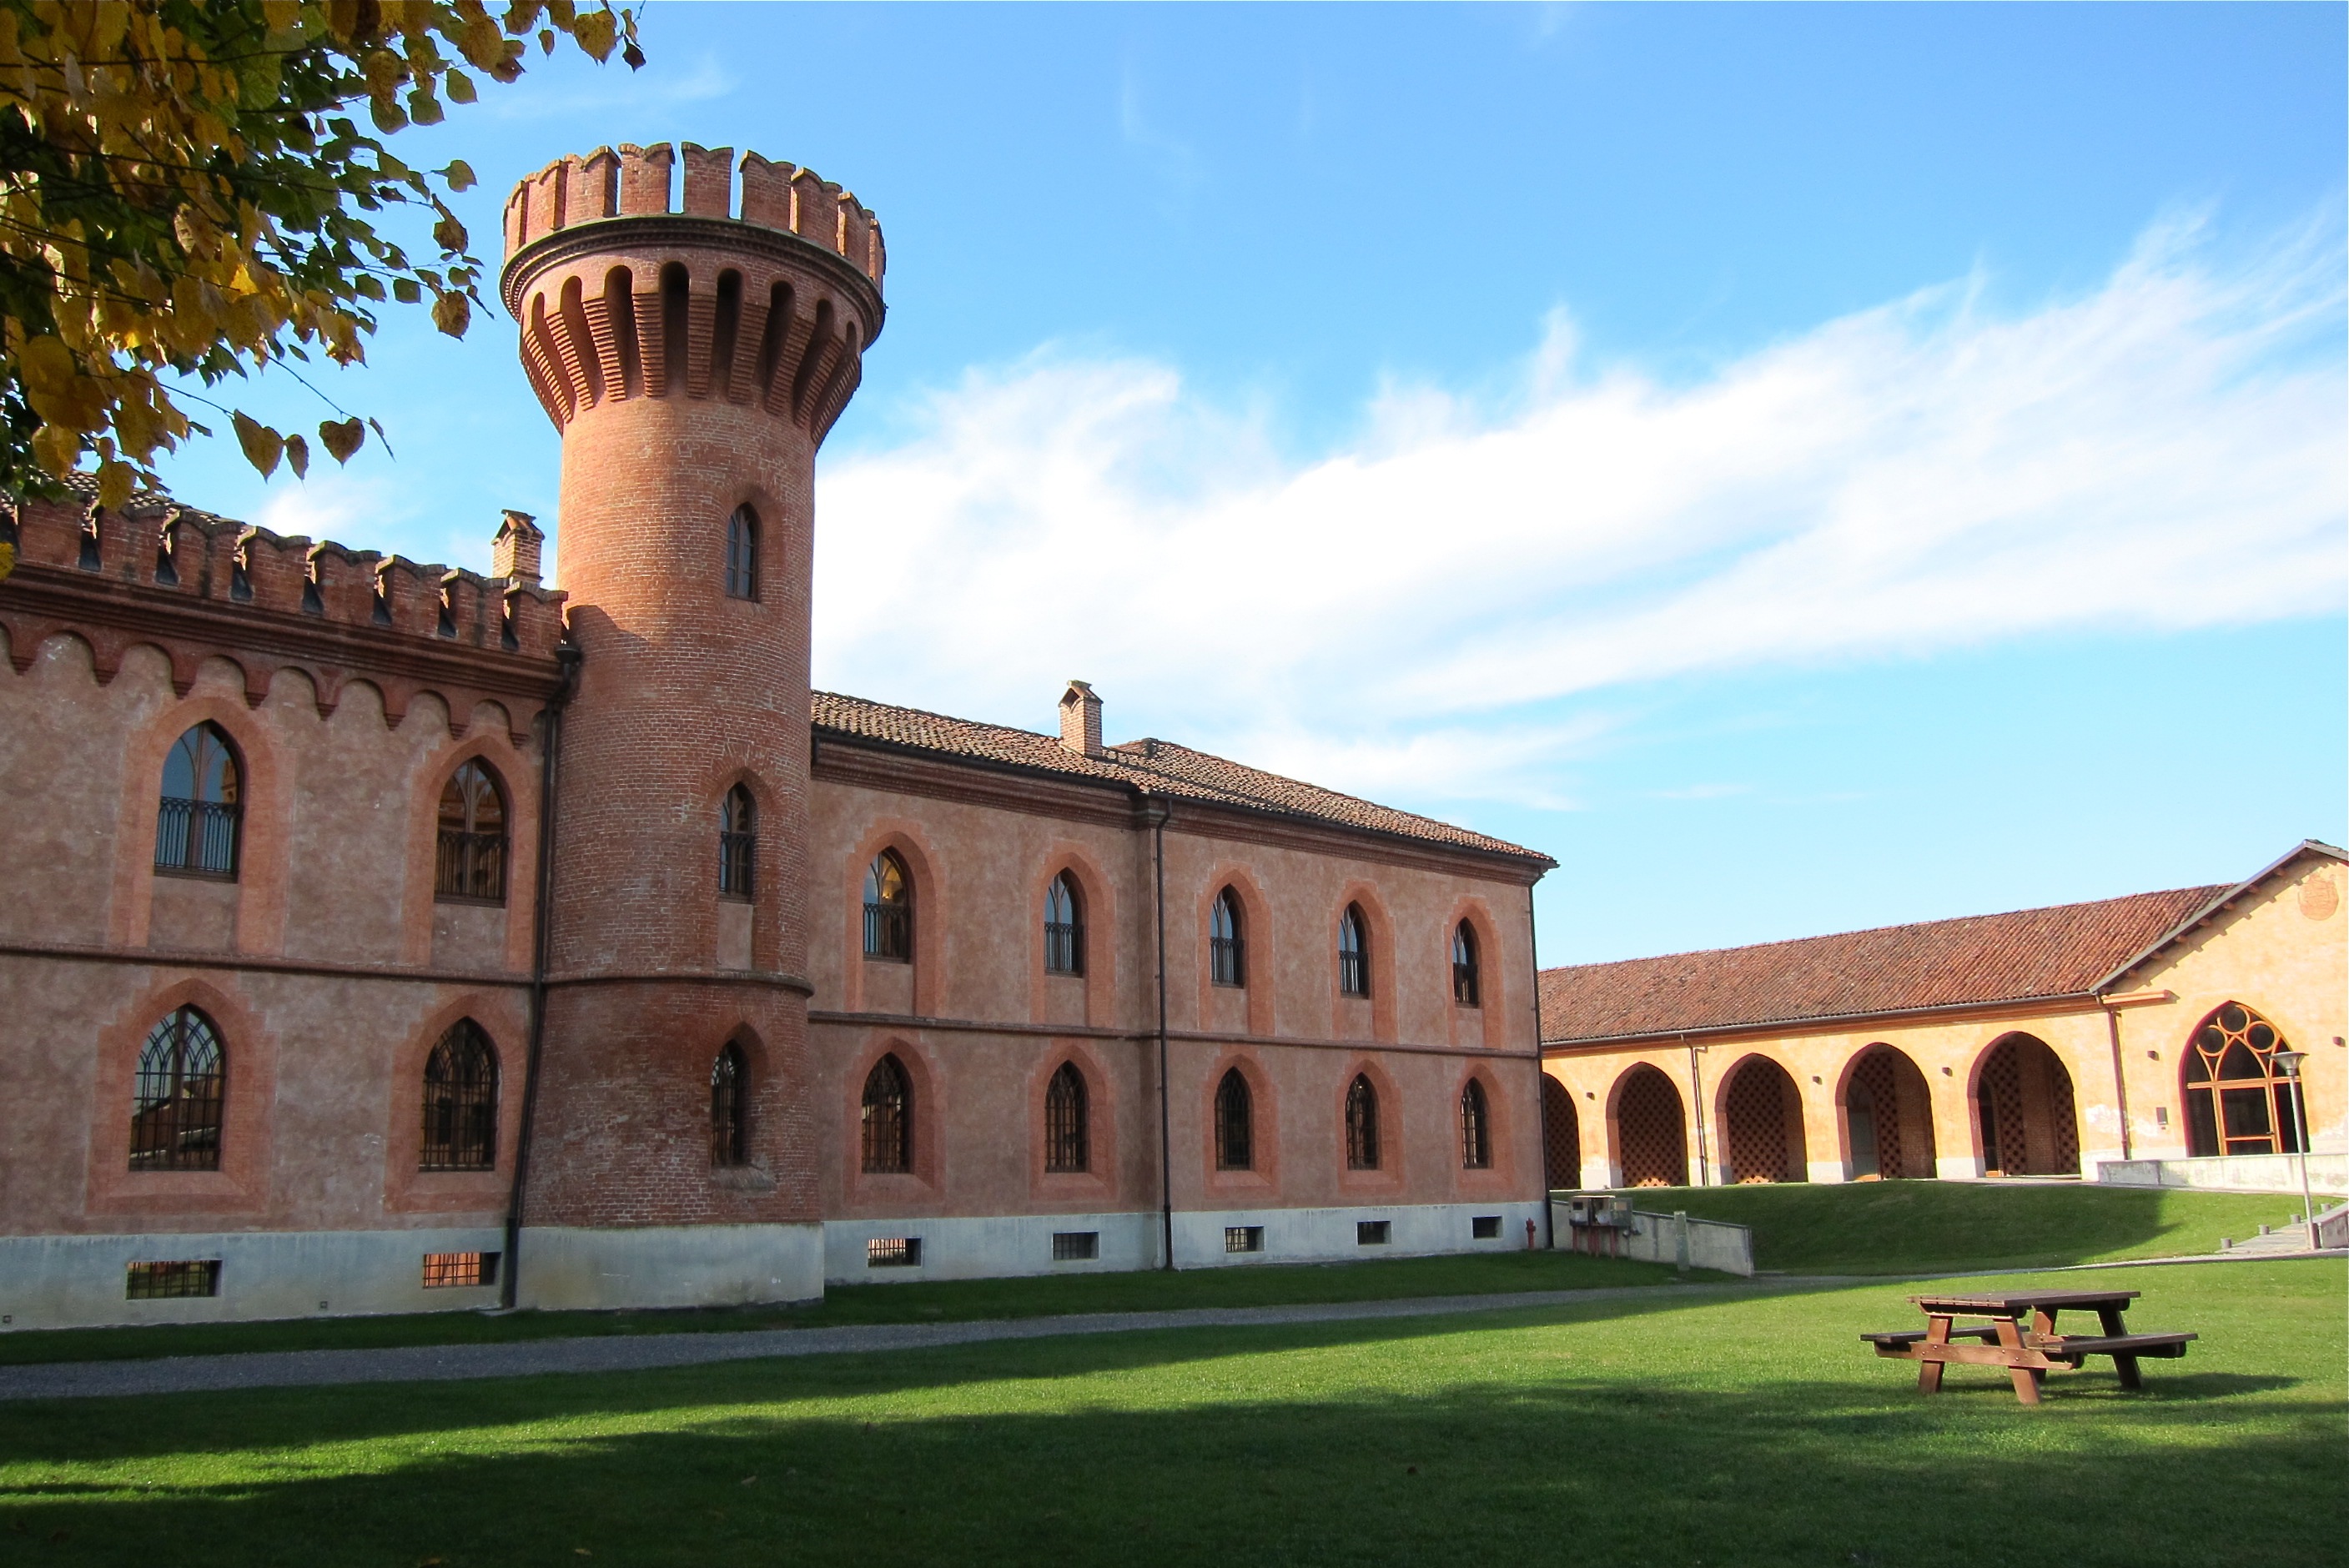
[[1044, 872, 1084, 976], [861, 1053, 913, 1173], [2182, 1002, 2304, 1158], [1044, 1061, 1089, 1173], [863, 851, 912, 961], [711, 1043, 747, 1168], [1338, 904, 1370, 998], [1460, 1078, 1491, 1169], [1210, 888, 1245, 988], [1346, 1073, 1381, 1170], [719, 785, 756, 900], [1215, 1068, 1254, 1171], [420, 1020, 499, 1170], [1451, 921, 1481, 1008], [154, 722, 241, 877], [725, 504, 759, 601], [131, 1006, 225, 1170], [435, 759, 508, 902]]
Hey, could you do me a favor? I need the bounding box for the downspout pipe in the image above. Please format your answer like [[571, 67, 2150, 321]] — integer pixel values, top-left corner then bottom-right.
[[1149, 801, 1174, 1270], [1528, 882, 1554, 1247], [501, 643, 580, 1310], [2100, 993, 2135, 1163]]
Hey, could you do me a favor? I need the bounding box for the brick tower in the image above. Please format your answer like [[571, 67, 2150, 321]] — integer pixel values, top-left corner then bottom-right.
[[500, 143, 884, 1305]]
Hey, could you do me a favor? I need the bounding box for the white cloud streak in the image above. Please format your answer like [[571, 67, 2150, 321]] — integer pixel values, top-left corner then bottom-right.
[[812, 212, 2346, 809]]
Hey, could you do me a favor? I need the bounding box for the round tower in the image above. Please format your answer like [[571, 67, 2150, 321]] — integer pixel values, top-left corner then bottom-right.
[[499, 141, 883, 1304]]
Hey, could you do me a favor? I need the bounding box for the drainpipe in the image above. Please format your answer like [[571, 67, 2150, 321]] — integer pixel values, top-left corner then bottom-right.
[[1686, 1036, 1711, 1188], [501, 643, 579, 1310], [1149, 801, 1174, 1270], [2100, 995, 2134, 1164], [1528, 882, 1554, 1247]]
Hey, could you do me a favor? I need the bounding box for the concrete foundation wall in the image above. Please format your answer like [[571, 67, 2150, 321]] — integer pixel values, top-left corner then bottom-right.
[[2096, 1154, 2348, 1196], [516, 1224, 825, 1311]]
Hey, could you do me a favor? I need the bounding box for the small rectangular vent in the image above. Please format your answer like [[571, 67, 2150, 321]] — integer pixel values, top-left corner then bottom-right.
[[1356, 1220, 1391, 1246], [867, 1237, 922, 1268], [421, 1251, 500, 1289], [1051, 1231, 1099, 1262], [126, 1260, 220, 1299], [1225, 1225, 1264, 1254], [1472, 1215, 1503, 1239]]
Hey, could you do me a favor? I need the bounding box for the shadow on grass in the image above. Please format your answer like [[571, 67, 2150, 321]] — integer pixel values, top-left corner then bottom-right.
[[0, 1322, 2336, 1568]]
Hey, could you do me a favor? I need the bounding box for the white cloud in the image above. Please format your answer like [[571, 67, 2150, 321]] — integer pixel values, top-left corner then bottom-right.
[[812, 211, 2346, 811]]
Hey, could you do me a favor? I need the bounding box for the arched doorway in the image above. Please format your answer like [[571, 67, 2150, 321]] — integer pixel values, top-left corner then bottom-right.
[[1975, 1034, 2080, 1176], [1843, 1045, 1936, 1179], [2182, 1002, 2306, 1157], [1612, 1064, 1688, 1188], [1720, 1056, 1808, 1184], [1542, 1074, 1582, 1189]]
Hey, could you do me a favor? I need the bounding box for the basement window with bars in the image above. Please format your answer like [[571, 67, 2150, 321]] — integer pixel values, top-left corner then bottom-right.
[[1225, 1226, 1265, 1254], [421, 1251, 500, 1289], [1051, 1231, 1099, 1262], [1472, 1215, 1503, 1240], [867, 1237, 922, 1269], [1356, 1220, 1392, 1246], [126, 1259, 220, 1299]]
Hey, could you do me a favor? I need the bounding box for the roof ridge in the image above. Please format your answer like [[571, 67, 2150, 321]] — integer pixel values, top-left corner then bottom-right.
[[1106, 735, 1475, 837]]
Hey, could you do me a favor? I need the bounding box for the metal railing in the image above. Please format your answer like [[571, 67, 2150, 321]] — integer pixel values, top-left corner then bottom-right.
[[435, 829, 507, 902], [153, 797, 239, 877]]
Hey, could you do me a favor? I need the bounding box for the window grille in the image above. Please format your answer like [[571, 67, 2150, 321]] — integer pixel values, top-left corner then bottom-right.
[[1346, 1073, 1381, 1170], [2182, 1002, 2303, 1158], [1214, 1068, 1253, 1171], [711, 1044, 748, 1167], [1337, 905, 1370, 998], [1224, 1225, 1264, 1254], [1471, 1215, 1502, 1239], [420, 1020, 499, 1170], [1210, 888, 1245, 988], [153, 723, 241, 878], [1451, 921, 1481, 1008], [1044, 872, 1084, 976], [421, 1251, 500, 1288], [126, 1259, 219, 1299], [1051, 1231, 1099, 1262], [719, 786, 756, 900], [130, 1006, 225, 1170], [867, 1237, 920, 1268], [435, 759, 509, 902], [725, 504, 760, 601], [863, 851, 913, 961], [1044, 1061, 1089, 1173], [1460, 1078, 1491, 1169], [861, 1054, 913, 1173], [1356, 1220, 1391, 1246]]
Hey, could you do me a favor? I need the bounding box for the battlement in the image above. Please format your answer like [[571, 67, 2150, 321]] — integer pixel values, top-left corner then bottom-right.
[[503, 142, 884, 289]]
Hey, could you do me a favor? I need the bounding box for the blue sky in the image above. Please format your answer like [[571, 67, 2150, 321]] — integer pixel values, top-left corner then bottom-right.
[[151, 3, 2347, 965]]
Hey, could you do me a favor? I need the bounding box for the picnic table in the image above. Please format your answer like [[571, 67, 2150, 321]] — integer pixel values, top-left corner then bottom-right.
[[1861, 1289, 2196, 1405]]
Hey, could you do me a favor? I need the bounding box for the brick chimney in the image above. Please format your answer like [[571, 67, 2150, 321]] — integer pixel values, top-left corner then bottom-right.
[[1059, 680, 1103, 756], [493, 509, 544, 586]]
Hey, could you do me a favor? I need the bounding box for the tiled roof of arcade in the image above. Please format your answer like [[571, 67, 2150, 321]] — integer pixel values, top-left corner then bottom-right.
[[812, 691, 1549, 863], [1537, 884, 2228, 1046]]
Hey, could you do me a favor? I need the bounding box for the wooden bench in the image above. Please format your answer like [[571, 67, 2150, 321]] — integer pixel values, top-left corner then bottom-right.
[[1863, 1290, 2196, 1404]]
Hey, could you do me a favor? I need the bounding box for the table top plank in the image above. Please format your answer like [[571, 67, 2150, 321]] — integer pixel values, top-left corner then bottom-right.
[[1909, 1289, 2139, 1314]]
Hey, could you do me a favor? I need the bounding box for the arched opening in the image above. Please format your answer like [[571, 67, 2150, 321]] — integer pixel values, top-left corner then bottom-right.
[[1542, 1075, 1581, 1189], [130, 1005, 224, 1171], [1210, 887, 1245, 988], [1459, 1078, 1491, 1169], [420, 1020, 499, 1170], [155, 721, 241, 878], [1044, 1061, 1089, 1173], [1337, 904, 1370, 998], [1976, 1033, 2080, 1176], [659, 261, 690, 393], [860, 1054, 913, 1173], [1044, 872, 1084, 977], [1613, 1064, 1688, 1188], [1345, 1073, 1381, 1169], [1451, 921, 1481, 1007], [718, 785, 756, 900], [710, 1043, 747, 1168], [724, 504, 759, 601], [1721, 1056, 1808, 1184], [1215, 1068, 1253, 1170], [1844, 1045, 1937, 1179], [863, 850, 912, 961], [435, 758, 508, 903], [2182, 1002, 2304, 1158]]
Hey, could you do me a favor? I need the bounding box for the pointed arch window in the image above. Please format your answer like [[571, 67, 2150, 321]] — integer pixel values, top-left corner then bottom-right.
[[1451, 921, 1481, 1008], [863, 851, 912, 962], [1346, 1073, 1381, 1170], [861, 1053, 913, 1173], [1044, 1061, 1089, 1173], [1338, 904, 1370, 998], [421, 1020, 499, 1170], [1044, 872, 1084, 976], [1210, 888, 1246, 988], [131, 1006, 225, 1170], [435, 759, 508, 902], [1215, 1068, 1254, 1171], [711, 1043, 748, 1168], [155, 722, 241, 878], [719, 786, 756, 900], [1460, 1078, 1491, 1169], [725, 504, 759, 601], [2182, 1002, 2303, 1158]]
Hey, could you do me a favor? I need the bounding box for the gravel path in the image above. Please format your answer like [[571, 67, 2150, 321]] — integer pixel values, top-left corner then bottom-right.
[[0, 1280, 1782, 1403]]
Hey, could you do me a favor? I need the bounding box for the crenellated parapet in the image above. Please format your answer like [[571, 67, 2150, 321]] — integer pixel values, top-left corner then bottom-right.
[[499, 142, 884, 445], [0, 482, 569, 744]]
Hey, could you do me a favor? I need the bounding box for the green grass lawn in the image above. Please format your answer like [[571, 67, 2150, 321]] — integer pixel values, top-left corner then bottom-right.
[[1612, 1180, 2311, 1274], [0, 1249, 1684, 1367], [1, 1259, 2337, 1567]]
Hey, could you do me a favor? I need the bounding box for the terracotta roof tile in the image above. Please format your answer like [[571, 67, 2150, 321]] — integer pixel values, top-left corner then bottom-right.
[[812, 691, 1548, 862], [1538, 885, 2226, 1044]]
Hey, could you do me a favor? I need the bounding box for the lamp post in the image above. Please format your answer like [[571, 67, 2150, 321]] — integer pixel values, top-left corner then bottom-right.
[[2274, 1049, 2314, 1246]]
